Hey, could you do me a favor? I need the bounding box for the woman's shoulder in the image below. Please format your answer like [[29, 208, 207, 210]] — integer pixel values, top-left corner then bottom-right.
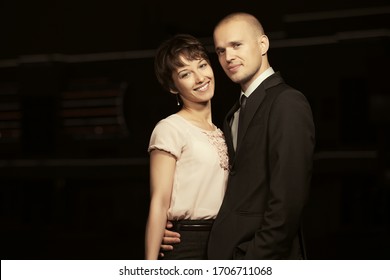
[[155, 114, 185, 128], [152, 114, 190, 137]]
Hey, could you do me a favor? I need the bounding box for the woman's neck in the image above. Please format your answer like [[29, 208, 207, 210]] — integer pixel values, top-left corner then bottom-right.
[[178, 106, 214, 131]]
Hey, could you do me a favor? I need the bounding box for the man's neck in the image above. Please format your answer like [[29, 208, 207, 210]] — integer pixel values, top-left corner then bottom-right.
[[241, 67, 275, 96]]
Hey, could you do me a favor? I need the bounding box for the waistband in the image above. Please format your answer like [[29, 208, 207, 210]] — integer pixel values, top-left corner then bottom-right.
[[171, 219, 214, 231]]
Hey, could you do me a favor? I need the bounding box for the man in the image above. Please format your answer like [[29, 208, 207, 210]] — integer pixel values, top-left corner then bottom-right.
[[161, 12, 315, 259]]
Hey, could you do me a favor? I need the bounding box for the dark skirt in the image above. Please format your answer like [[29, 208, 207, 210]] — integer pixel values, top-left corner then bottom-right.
[[161, 219, 214, 260]]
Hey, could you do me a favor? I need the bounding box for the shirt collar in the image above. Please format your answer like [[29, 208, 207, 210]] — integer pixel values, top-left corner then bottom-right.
[[241, 67, 275, 98]]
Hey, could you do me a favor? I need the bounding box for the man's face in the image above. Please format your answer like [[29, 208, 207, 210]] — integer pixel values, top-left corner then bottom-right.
[[214, 19, 266, 92]]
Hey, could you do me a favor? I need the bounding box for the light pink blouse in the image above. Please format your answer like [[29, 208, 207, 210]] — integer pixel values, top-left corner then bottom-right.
[[148, 114, 229, 220]]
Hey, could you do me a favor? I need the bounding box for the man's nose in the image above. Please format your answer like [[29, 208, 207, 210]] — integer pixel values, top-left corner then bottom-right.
[[225, 49, 235, 62]]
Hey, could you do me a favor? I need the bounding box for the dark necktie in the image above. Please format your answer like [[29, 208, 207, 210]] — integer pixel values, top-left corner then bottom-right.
[[236, 95, 247, 142], [239, 94, 247, 122]]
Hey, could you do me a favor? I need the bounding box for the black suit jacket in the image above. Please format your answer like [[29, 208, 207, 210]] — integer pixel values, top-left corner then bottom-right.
[[208, 72, 315, 259]]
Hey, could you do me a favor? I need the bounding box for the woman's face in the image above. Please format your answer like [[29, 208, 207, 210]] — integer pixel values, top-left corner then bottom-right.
[[171, 55, 215, 106]]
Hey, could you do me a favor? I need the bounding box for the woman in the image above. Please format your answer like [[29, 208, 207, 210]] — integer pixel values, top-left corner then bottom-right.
[[145, 34, 229, 260]]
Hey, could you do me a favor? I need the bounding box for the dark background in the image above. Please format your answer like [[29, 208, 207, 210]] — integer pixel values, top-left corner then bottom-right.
[[1, 0, 389, 260]]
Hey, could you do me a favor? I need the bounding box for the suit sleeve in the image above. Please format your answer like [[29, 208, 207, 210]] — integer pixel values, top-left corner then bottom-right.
[[241, 89, 315, 259]]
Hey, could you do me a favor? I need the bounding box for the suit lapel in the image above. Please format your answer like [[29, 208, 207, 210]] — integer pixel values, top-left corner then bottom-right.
[[236, 72, 284, 152], [236, 85, 266, 151]]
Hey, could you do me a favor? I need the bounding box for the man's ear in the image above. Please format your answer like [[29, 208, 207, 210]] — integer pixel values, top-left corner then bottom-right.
[[259, 35, 269, 56]]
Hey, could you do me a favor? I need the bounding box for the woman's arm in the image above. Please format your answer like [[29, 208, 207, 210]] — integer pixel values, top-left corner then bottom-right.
[[145, 149, 176, 260]]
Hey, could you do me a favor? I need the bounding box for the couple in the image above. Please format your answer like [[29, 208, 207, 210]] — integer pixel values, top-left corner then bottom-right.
[[145, 12, 315, 260]]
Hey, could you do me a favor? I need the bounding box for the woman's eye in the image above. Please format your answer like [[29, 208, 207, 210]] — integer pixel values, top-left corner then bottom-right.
[[180, 72, 190, 79]]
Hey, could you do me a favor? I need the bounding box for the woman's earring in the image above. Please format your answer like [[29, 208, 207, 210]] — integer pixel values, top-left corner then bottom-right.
[[176, 95, 180, 106]]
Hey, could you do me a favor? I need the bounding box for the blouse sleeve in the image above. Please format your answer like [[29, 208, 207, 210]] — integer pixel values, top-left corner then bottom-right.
[[148, 119, 184, 159]]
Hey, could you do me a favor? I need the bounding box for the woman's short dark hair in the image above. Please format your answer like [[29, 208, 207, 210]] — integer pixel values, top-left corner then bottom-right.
[[154, 34, 210, 93]]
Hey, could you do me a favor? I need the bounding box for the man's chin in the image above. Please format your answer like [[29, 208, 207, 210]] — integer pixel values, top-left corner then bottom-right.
[[230, 76, 244, 85], [225, 73, 241, 83]]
